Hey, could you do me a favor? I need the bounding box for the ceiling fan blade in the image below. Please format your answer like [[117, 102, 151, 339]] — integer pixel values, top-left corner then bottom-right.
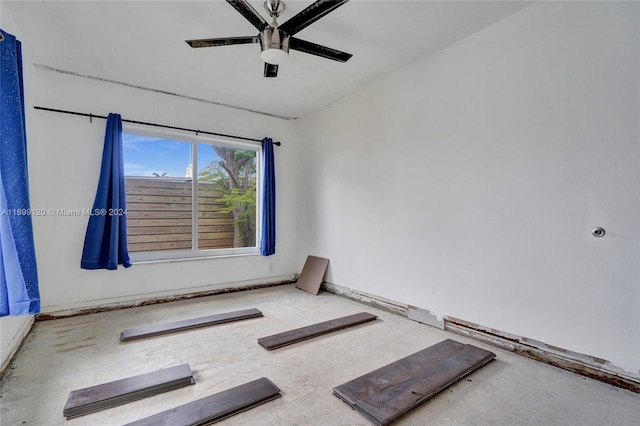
[[290, 38, 352, 62], [185, 36, 259, 48], [279, 0, 349, 36], [226, 0, 269, 31], [264, 63, 279, 78]]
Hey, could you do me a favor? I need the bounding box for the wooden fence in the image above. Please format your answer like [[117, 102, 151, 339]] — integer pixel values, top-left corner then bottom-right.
[[125, 177, 235, 252]]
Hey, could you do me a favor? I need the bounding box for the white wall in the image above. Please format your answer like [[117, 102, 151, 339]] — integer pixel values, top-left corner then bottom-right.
[[4, 0, 638, 378], [2, 0, 299, 370], [296, 1, 639, 374], [22, 68, 299, 313], [0, 0, 36, 373]]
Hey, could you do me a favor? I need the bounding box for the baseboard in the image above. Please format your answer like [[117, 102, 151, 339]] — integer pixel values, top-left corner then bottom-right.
[[1, 316, 35, 379], [445, 318, 640, 393], [37, 277, 296, 320], [321, 281, 640, 393], [321, 282, 408, 315]]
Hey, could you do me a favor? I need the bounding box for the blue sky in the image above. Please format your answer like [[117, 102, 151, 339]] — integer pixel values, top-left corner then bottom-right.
[[123, 133, 220, 177]]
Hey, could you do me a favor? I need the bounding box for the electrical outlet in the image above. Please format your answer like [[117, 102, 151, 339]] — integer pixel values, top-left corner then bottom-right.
[[268, 262, 274, 273]]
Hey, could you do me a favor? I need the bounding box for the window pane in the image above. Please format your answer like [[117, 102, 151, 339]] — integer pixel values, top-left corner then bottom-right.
[[197, 144, 257, 249], [123, 134, 193, 252]]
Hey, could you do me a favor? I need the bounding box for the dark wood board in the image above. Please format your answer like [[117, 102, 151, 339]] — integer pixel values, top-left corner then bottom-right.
[[295, 255, 329, 295], [333, 339, 471, 406], [120, 308, 263, 342], [333, 339, 496, 425], [65, 379, 194, 419], [63, 364, 194, 419], [257, 312, 377, 351], [124, 377, 281, 426]]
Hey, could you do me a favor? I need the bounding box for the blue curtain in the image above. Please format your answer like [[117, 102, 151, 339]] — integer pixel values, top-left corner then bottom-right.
[[260, 137, 276, 256], [0, 29, 40, 316], [80, 114, 131, 270]]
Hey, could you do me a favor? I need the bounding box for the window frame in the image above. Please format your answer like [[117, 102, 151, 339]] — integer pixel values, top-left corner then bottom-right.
[[123, 123, 262, 262]]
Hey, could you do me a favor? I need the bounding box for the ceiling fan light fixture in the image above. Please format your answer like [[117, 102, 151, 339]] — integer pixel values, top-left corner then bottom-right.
[[261, 48, 289, 65], [259, 28, 290, 65]]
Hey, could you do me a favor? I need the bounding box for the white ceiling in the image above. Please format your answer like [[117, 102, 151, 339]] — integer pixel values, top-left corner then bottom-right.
[[5, 0, 532, 119]]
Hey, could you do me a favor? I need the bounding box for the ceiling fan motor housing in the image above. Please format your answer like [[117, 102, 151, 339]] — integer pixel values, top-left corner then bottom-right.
[[259, 28, 290, 64], [260, 28, 290, 53]]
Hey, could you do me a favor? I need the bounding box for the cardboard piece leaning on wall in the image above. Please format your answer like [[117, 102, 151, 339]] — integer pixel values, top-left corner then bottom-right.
[[295, 255, 329, 295]]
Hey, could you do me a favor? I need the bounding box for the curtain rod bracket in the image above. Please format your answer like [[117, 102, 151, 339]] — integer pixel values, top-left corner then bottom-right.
[[89, 113, 93, 123]]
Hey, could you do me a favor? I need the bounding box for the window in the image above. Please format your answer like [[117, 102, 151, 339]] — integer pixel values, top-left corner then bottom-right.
[[122, 125, 260, 260]]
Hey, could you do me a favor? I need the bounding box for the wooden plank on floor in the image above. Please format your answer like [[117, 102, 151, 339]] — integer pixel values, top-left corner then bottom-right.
[[257, 312, 377, 351], [295, 255, 329, 295], [333, 339, 496, 425], [63, 364, 194, 419], [124, 377, 281, 426], [120, 308, 263, 342], [333, 339, 466, 407]]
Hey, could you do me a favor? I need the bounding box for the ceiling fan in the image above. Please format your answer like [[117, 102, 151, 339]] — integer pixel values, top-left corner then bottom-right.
[[186, 0, 353, 78]]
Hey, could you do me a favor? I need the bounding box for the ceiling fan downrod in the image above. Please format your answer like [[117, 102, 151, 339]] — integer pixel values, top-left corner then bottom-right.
[[264, 0, 285, 26]]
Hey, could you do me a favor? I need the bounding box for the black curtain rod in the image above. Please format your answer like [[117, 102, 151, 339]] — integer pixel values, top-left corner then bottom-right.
[[33, 106, 281, 146]]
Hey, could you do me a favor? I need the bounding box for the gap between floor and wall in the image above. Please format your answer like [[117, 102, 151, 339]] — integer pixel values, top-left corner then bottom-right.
[[2, 278, 639, 394], [36, 275, 296, 320], [320, 281, 640, 394]]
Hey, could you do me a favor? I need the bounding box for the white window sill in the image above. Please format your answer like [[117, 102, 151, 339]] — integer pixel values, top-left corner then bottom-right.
[[130, 249, 261, 265]]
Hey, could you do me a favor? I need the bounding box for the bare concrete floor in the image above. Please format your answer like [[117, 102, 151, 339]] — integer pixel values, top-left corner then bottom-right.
[[1, 285, 639, 426]]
